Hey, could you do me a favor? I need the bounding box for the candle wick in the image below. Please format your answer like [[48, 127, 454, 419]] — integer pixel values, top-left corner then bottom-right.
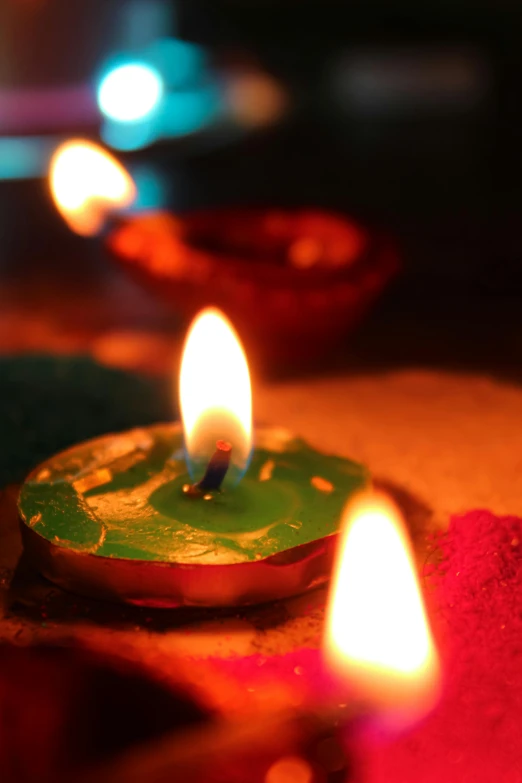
[[184, 440, 232, 497]]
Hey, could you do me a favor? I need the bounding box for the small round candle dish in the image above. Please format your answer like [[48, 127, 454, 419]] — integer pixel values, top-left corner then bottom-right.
[[105, 208, 399, 370], [18, 423, 368, 608]]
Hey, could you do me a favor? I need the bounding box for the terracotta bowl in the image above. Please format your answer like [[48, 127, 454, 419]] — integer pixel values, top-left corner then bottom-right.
[[105, 208, 399, 371]]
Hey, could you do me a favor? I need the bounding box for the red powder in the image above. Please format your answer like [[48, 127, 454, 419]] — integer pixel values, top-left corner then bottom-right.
[[367, 509, 522, 783], [210, 510, 522, 783]]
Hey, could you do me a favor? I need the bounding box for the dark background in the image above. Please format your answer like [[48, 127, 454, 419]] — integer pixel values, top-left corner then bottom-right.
[[2, 0, 522, 378]]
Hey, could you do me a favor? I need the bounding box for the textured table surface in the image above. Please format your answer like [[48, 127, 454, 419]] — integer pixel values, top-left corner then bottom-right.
[[1, 366, 521, 714]]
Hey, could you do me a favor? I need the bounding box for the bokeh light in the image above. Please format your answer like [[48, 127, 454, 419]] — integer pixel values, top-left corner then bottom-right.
[[101, 117, 157, 152], [226, 71, 287, 128], [97, 62, 164, 123], [146, 37, 205, 89], [49, 139, 136, 236], [161, 87, 221, 137], [0, 136, 56, 181]]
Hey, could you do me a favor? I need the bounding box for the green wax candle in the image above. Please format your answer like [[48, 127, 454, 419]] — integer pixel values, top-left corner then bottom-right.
[[19, 307, 369, 607], [19, 423, 368, 607]]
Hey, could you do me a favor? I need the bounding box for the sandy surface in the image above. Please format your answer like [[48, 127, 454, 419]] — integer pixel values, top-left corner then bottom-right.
[[259, 369, 522, 519]]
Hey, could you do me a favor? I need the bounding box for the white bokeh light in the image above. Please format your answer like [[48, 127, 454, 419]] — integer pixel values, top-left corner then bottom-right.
[[97, 63, 164, 123]]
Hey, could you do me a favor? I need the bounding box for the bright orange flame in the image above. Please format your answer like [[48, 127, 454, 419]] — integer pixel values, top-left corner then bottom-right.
[[49, 139, 136, 236], [179, 308, 252, 483], [325, 492, 440, 726]]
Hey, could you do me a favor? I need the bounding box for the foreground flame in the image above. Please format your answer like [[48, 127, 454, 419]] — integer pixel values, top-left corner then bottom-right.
[[325, 493, 440, 725], [179, 308, 253, 484], [49, 140, 136, 236]]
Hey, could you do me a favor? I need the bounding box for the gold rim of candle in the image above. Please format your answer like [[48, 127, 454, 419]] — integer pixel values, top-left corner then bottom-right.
[[20, 522, 336, 608], [18, 424, 343, 608]]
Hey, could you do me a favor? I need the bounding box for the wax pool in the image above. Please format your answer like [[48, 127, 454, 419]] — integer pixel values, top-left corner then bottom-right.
[[18, 423, 368, 607]]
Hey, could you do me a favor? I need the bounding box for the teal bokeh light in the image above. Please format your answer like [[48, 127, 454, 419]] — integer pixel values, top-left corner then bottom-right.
[[97, 39, 223, 151], [101, 117, 157, 151], [145, 37, 206, 90]]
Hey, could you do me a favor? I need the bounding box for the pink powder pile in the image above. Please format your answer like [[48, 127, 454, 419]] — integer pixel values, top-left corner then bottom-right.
[[368, 509, 522, 783], [212, 510, 522, 783]]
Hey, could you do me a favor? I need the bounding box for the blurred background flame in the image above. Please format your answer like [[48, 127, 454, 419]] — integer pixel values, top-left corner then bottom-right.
[[49, 140, 136, 236]]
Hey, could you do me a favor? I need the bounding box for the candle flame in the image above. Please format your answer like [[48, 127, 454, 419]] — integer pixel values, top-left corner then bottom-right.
[[179, 308, 253, 485], [325, 492, 440, 726], [49, 139, 136, 236]]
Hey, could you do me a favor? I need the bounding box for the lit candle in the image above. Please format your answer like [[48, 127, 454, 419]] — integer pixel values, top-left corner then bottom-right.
[[18, 309, 369, 607], [179, 307, 253, 493], [324, 492, 441, 729]]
